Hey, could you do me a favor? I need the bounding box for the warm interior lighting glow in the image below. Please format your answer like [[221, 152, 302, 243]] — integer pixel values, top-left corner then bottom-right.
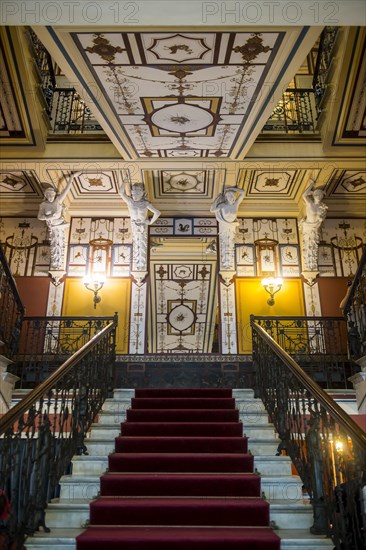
[[261, 277, 283, 306], [335, 440, 344, 453], [83, 274, 106, 309]]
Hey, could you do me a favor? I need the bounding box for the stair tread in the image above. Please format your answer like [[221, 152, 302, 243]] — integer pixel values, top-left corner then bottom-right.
[[76, 525, 281, 545]]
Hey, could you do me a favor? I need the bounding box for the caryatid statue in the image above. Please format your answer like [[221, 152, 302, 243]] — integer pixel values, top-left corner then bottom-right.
[[210, 186, 245, 271], [38, 171, 80, 276], [119, 180, 160, 273], [299, 179, 328, 275]]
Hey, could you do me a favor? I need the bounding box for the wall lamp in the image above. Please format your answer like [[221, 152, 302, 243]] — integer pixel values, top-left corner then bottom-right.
[[83, 274, 106, 309], [261, 277, 283, 306]]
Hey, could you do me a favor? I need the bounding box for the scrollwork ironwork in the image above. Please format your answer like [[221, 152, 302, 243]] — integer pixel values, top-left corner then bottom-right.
[[262, 89, 317, 134], [0, 246, 25, 358], [343, 245, 366, 361], [252, 316, 358, 388], [10, 316, 116, 388], [251, 319, 366, 549], [0, 317, 117, 549]]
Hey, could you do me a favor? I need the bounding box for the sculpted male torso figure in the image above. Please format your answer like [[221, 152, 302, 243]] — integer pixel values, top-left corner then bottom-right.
[[210, 187, 245, 225]]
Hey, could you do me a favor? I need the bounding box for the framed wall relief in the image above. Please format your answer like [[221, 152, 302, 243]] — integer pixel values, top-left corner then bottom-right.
[[279, 244, 300, 276], [235, 244, 255, 276]]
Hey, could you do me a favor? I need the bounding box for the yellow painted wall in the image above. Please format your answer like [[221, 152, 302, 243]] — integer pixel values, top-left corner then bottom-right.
[[235, 278, 305, 354], [62, 278, 131, 353]]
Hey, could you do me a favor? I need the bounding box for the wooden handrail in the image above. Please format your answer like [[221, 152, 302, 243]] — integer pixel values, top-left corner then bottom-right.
[[251, 319, 366, 451], [0, 318, 117, 434]]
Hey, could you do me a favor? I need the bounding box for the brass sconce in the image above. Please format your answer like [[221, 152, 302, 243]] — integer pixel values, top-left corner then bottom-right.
[[261, 277, 283, 306], [83, 275, 106, 309]]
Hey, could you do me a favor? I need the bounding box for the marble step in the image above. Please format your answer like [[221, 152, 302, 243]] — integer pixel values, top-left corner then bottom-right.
[[72, 453, 293, 477], [239, 409, 270, 424], [244, 424, 276, 438], [111, 389, 135, 399], [262, 476, 303, 502], [101, 399, 132, 413], [58, 473, 303, 502], [82, 437, 115, 456], [279, 529, 334, 548], [96, 412, 273, 429], [235, 398, 267, 412], [89, 421, 276, 440], [96, 410, 127, 425], [232, 389, 256, 397], [44, 497, 313, 530], [254, 455, 292, 476], [88, 424, 121, 439], [247, 438, 280, 455], [72, 456, 108, 476], [84, 435, 282, 456], [24, 528, 81, 550], [270, 500, 313, 530], [25, 528, 334, 550]]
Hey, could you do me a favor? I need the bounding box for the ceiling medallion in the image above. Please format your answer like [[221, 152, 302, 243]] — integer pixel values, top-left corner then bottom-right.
[[149, 103, 214, 134], [167, 303, 196, 332]]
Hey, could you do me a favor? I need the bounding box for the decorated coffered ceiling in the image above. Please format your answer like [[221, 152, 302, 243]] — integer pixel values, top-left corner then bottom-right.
[[34, 26, 321, 160], [1, 164, 365, 218], [0, 24, 365, 220]]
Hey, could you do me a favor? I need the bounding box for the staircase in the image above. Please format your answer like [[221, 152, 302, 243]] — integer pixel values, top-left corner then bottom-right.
[[25, 388, 333, 550]]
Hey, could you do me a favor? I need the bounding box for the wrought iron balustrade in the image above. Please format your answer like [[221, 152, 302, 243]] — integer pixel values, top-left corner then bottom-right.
[[251, 316, 357, 388], [251, 319, 366, 549], [0, 246, 25, 358], [261, 88, 317, 134], [50, 88, 105, 135], [10, 316, 116, 388], [28, 28, 56, 118], [313, 27, 339, 116], [343, 245, 366, 361], [0, 316, 117, 548]]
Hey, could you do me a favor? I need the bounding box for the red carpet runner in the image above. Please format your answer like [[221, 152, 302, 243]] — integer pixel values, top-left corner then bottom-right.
[[76, 388, 280, 549]]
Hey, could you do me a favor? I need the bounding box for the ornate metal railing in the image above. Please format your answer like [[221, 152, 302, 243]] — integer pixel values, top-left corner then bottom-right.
[[27, 28, 105, 137], [251, 316, 356, 388], [0, 246, 25, 358], [28, 28, 56, 119], [343, 246, 366, 361], [251, 319, 366, 549], [313, 27, 339, 116], [261, 88, 317, 134], [0, 317, 117, 548], [9, 316, 116, 388], [50, 88, 105, 135]]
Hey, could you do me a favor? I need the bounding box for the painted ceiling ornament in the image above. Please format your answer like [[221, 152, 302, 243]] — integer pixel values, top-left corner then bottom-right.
[[233, 34, 271, 65], [163, 171, 205, 194], [264, 178, 280, 187], [0, 173, 27, 192], [86, 34, 123, 63], [3, 176, 19, 188], [87, 177, 104, 187], [299, 179, 328, 278], [210, 186, 245, 271], [147, 33, 211, 63]]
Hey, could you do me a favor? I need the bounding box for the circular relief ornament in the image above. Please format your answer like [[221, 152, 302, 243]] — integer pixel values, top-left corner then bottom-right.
[[151, 104, 213, 133], [167, 304, 196, 332]]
